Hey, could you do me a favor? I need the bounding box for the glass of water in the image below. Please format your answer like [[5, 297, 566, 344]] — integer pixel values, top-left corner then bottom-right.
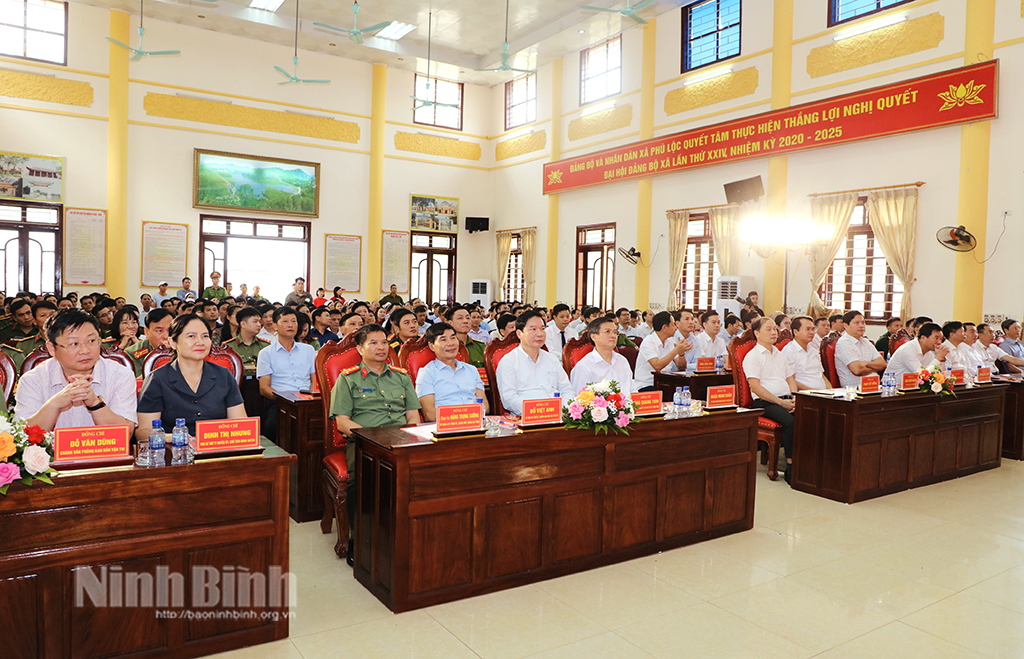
[[844, 385, 857, 401]]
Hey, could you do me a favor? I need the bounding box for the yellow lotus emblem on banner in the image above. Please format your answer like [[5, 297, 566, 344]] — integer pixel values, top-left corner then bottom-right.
[[937, 80, 985, 111], [547, 170, 563, 185]]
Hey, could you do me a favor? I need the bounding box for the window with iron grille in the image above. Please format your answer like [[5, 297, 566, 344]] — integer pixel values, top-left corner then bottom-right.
[[413, 74, 464, 131], [503, 234, 524, 302], [675, 214, 719, 311], [819, 199, 903, 322], [504, 73, 536, 131], [683, 0, 741, 72], [580, 36, 621, 106], [0, 0, 67, 65], [829, 0, 914, 27]]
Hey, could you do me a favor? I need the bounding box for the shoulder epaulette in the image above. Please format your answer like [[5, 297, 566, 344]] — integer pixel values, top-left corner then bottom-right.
[[133, 346, 150, 360], [3, 344, 22, 353], [223, 337, 238, 344], [341, 365, 360, 375], [256, 338, 270, 345], [389, 365, 408, 375], [100, 337, 115, 344]]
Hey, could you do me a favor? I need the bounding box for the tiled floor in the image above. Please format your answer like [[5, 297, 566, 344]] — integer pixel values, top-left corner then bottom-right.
[[212, 460, 1024, 658]]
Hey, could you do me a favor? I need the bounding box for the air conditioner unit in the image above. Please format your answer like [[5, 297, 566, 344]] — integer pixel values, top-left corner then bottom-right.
[[715, 276, 755, 320], [469, 279, 491, 307]]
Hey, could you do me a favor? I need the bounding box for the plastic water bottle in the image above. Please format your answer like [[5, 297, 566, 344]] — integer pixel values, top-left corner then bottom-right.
[[880, 373, 889, 397], [148, 420, 166, 468], [681, 386, 692, 417], [715, 355, 724, 371], [671, 387, 683, 419], [171, 418, 188, 466]]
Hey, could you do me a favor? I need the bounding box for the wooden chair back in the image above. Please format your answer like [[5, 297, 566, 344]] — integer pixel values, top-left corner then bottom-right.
[[206, 345, 243, 385], [483, 332, 521, 415], [316, 337, 362, 456], [562, 333, 594, 373], [616, 345, 639, 372], [100, 345, 135, 372], [0, 349, 15, 403], [21, 346, 52, 375], [775, 328, 793, 350], [398, 335, 468, 386], [142, 347, 176, 378], [889, 328, 911, 357], [728, 335, 758, 407], [820, 331, 842, 387]]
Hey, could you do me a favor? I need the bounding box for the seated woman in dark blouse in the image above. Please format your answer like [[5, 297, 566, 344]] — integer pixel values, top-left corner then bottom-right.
[[137, 313, 246, 439]]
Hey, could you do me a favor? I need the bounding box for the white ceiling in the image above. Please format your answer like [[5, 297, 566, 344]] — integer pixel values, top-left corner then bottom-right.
[[69, 0, 687, 86]]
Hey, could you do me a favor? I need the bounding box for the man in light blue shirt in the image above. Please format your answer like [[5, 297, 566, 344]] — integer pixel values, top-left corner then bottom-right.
[[1000, 319, 1024, 360], [415, 322, 487, 422], [257, 306, 316, 440], [671, 309, 702, 371]]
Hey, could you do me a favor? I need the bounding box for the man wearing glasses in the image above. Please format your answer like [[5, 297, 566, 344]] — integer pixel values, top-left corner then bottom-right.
[[14, 309, 138, 432]]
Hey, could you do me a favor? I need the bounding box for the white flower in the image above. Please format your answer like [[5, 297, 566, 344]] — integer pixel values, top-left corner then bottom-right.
[[22, 444, 50, 475], [0, 417, 13, 435], [591, 406, 609, 422], [931, 382, 943, 393]]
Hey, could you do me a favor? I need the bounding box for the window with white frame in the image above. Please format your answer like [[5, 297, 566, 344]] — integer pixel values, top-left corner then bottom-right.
[[413, 74, 464, 131], [580, 36, 621, 106], [675, 214, 719, 311], [504, 73, 537, 131], [0, 0, 67, 65], [503, 234, 524, 302]]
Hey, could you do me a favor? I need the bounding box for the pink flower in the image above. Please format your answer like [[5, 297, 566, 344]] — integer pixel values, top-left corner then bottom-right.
[[592, 396, 609, 408], [591, 406, 609, 422], [615, 412, 629, 428], [22, 445, 50, 475], [0, 462, 19, 487], [568, 402, 584, 420]]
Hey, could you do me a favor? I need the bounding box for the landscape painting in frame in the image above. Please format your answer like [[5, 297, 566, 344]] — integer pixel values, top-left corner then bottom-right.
[[410, 194, 459, 233], [194, 149, 319, 218], [0, 151, 64, 204]]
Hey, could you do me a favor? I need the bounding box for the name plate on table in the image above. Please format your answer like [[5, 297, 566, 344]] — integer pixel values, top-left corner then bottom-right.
[[53, 424, 132, 466], [195, 417, 261, 456], [707, 385, 737, 409], [977, 367, 992, 383], [859, 374, 880, 394], [521, 397, 564, 426], [950, 369, 965, 386], [436, 403, 484, 434], [901, 372, 920, 390], [632, 391, 664, 416], [696, 357, 716, 372]]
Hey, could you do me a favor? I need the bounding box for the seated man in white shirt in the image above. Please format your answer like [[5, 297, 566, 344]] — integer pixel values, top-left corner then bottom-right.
[[834, 310, 887, 387], [809, 317, 830, 354], [570, 317, 635, 396], [782, 316, 829, 390], [634, 311, 691, 392], [940, 321, 975, 370], [884, 322, 948, 378], [544, 304, 577, 355], [959, 322, 984, 372], [489, 313, 517, 342], [742, 317, 798, 483], [723, 314, 743, 343], [975, 323, 1024, 373], [693, 310, 728, 367], [495, 311, 574, 416]]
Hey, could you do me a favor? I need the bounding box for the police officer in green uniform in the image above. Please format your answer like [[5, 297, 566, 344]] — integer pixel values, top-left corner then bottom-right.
[[223, 307, 270, 368], [126, 308, 174, 377], [331, 323, 420, 564]]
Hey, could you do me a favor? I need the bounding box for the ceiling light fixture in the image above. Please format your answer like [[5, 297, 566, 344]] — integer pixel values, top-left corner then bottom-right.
[[376, 21, 416, 40], [683, 65, 732, 86], [581, 100, 614, 117], [579, 29, 584, 34], [249, 0, 286, 11], [834, 14, 905, 41]]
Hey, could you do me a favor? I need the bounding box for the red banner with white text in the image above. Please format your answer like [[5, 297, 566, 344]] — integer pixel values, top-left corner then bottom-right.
[[543, 60, 998, 194]]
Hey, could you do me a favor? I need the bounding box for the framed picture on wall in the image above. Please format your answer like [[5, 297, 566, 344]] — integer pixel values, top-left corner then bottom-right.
[[193, 149, 320, 218], [410, 194, 459, 233], [0, 151, 64, 204]]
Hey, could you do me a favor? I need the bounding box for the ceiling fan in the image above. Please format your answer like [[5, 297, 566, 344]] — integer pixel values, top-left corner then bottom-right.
[[314, 1, 393, 45], [105, 0, 181, 61], [275, 0, 330, 85], [411, 12, 459, 111], [581, 0, 658, 25], [936, 226, 977, 252], [475, 0, 536, 75]]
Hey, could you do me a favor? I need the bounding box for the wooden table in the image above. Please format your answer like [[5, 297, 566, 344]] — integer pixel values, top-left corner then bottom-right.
[[274, 391, 325, 523], [793, 385, 1006, 503], [654, 370, 733, 402], [0, 443, 295, 659], [996, 377, 1024, 460], [352, 410, 762, 612]]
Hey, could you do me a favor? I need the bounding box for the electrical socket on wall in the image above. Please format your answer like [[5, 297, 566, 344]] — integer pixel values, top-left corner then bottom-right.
[[983, 313, 1009, 324]]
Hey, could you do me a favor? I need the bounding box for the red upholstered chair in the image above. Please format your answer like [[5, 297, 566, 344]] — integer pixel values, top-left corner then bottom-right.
[[562, 333, 594, 373], [399, 335, 468, 386], [616, 345, 639, 372], [483, 332, 521, 415], [888, 328, 911, 358], [20, 346, 52, 375], [728, 333, 784, 481], [0, 349, 15, 404], [775, 328, 793, 351], [205, 345, 243, 385], [820, 331, 842, 388], [100, 345, 135, 372], [142, 347, 175, 378], [316, 336, 360, 559]]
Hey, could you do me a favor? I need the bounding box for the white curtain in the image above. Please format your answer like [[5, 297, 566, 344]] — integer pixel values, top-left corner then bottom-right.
[[868, 187, 918, 320], [495, 232, 513, 299], [666, 210, 689, 309], [520, 228, 537, 304], [807, 192, 858, 318], [709, 205, 740, 276]]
